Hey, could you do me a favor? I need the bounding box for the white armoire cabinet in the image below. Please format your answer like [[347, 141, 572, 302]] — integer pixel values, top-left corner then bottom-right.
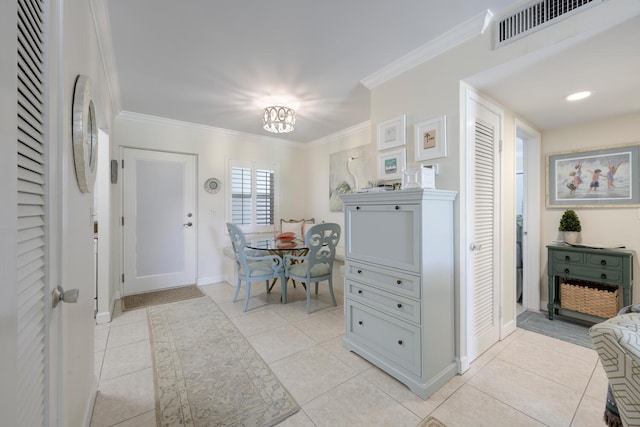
[[340, 189, 457, 399]]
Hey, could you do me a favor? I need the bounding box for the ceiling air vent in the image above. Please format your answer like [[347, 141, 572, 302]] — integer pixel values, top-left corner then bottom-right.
[[495, 0, 604, 47]]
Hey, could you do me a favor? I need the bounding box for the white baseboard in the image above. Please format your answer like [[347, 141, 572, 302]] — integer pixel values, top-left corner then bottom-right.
[[95, 311, 111, 324], [457, 356, 470, 374]]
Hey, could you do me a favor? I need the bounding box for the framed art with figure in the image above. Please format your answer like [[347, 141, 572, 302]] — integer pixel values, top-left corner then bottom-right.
[[546, 144, 640, 207]]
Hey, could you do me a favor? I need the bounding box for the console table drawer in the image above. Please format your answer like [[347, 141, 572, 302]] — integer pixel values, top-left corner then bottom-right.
[[346, 300, 421, 376], [586, 254, 624, 269], [346, 280, 420, 324], [552, 264, 623, 284], [345, 261, 420, 299], [551, 250, 584, 264]]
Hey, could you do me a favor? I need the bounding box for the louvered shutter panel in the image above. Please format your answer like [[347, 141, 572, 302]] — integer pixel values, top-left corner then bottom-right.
[[231, 167, 252, 225], [16, 0, 48, 426], [472, 120, 497, 338], [255, 169, 274, 225]]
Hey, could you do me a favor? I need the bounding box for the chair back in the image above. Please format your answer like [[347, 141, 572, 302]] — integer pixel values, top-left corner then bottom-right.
[[304, 223, 341, 271], [226, 223, 250, 271]]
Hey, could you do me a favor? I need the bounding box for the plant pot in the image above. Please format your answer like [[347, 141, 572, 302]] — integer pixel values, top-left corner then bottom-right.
[[563, 231, 581, 244]]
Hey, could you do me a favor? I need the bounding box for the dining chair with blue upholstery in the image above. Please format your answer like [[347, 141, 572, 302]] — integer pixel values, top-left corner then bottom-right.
[[226, 223, 286, 312], [284, 223, 341, 314]]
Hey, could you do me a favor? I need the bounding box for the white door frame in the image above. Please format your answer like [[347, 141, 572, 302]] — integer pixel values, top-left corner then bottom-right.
[[516, 119, 542, 312]]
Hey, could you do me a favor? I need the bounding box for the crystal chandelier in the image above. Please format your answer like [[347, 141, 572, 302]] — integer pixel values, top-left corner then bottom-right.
[[262, 106, 296, 133]]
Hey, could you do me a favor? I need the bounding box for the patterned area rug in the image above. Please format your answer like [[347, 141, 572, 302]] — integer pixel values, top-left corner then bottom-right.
[[148, 296, 300, 426], [517, 310, 593, 349], [121, 285, 204, 311]]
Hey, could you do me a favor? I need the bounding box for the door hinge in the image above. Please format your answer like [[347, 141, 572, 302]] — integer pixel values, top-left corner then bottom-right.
[[121, 273, 124, 283], [121, 159, 124, 168], [121, 216, 124, 226]]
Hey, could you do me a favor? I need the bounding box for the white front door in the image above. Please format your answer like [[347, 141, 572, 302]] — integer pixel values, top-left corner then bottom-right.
[[463, 88, 503, 363], [122, 148, 197, 295]]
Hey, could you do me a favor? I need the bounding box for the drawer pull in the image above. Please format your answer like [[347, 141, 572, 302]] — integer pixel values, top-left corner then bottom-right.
[[358, 321, 363, 326], [357, 269, 362, 274], [564, 268, 570, 274], [396, 280, 402, 285], [397, 340, 403, 345], [397, 303, 402, 309], [357, 290, 362, 294], [565, 255, 571, 261], [601, 260, 607, 266], [601, 274, 607, 280], [395, 205, 400, 210]]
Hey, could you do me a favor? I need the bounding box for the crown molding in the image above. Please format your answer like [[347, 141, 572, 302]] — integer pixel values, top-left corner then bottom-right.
[[361, 10, 494, 90], [90, 0, 122, 116], [117, 111, 304, 147]]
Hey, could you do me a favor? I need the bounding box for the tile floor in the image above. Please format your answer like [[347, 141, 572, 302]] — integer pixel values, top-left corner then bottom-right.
[[91, 265, 609, 427]]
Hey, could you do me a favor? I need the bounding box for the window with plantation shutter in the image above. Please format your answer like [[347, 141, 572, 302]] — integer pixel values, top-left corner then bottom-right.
[[230, 163, 276, 232], [16, 0, 48, 425]]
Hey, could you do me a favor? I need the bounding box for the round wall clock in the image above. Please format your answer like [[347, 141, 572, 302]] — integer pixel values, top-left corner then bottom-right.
[[204, 177, 221, 194], [72, 74, 98, 193]]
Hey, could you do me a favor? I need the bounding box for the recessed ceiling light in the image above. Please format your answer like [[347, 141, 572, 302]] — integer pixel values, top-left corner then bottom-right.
[[566, 91, 591, 101]]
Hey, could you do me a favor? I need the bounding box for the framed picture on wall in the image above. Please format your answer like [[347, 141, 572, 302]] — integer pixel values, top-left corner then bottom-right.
[[377, 148, 406, 181], [376, 115, 406, 150], [414, 115, 447, 161], [546, 143, 640, 207]]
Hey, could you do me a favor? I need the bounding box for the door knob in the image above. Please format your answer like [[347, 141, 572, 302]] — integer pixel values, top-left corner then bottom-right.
[[52, 285, 79, 308], [183, 222, 193, 227]]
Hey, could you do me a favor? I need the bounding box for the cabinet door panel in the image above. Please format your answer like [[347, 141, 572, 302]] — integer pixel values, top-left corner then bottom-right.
[[345, 204, 420, 273]]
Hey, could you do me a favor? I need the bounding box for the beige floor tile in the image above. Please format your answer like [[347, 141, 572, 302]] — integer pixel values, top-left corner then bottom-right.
[[215, 294, 269, 317], [110, 305, 148, 326], [199, 281, 236, 302], [320, 335, 372, 373], [100, 339, 152, 381], [431, 384, 545, 427], [229, 307, 288, 337], [496, 336, 596, 392], [518, 329, 598, 364], [303, 375, 421, 427], [94, 326, 109, 353], [571, 394, 607, 427], [94, 350, 104, 382], [107, 319, 149, 349], [270, 344, 357, 405], [246, 324, 315, 363], [90, 368, 155, 427], [468, 358, 582, 427], [112, 410, 157, 427], [585, 362, 609, 400], [276, 409, 316, 426], [294, 311, 345, 343], [269, 297, 334, 321]]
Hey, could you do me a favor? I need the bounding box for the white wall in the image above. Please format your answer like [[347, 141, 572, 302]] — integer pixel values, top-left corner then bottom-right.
[[541, 113, 640, 304]]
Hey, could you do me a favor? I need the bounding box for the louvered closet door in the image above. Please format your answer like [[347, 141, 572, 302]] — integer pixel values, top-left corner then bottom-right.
[[466, 96, 501, 362], [16, 0, 50, 425]]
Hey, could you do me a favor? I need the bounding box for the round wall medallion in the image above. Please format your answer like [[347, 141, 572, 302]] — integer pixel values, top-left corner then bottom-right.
[[71, 75, 98, 193], [204, 178, 221, 194]]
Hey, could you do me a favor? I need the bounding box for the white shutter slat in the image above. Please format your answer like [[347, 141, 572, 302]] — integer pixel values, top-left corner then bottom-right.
[[16, 0, 47, 425]]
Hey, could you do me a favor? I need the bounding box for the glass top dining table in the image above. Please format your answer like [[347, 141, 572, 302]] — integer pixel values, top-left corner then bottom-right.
[[245, 237, 309, 292]]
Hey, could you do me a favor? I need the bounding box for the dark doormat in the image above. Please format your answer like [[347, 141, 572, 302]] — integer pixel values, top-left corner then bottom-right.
[[121, 285, 205, 311], [517, 310, 593, 349]]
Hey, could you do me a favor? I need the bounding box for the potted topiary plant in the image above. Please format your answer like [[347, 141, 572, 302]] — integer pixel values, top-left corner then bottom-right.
[[559, 209, 582, 244]]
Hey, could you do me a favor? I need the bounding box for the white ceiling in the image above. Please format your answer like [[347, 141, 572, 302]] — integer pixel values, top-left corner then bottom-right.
[[105, 0, 640, 143]]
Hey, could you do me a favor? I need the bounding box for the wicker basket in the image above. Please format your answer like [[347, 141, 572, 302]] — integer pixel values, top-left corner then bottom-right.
[[560, 280, 621, 318]]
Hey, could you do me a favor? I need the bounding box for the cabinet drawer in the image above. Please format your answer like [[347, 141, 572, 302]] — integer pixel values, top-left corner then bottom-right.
[[585, 254, 623, 269], [552, 264, 623, 285], [550, 250, 584, 264], [346, 300, 421, 376], [345, 261, 420, 299], [346, 280, 420, 324]]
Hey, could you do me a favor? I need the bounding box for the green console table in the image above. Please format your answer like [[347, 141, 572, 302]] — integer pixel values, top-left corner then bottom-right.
[[547, 244, 634, 322]]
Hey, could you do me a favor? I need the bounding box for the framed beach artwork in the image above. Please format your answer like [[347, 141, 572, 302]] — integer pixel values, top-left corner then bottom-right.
[[415, 115, 447, 161], [376, 115, 406, 151], [377, 148, 406, 181], [546, 144, 640, 207]]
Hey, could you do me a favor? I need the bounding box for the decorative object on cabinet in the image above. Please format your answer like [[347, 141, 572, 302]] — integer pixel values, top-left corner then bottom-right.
[[340, 189, 457, 399], [377, 148, 406, 181], [402, 165, 435, 189], [204, 177, 221, 194], [283, 223, 341, 314], [71, 75, 98, 193], [329, 147, 372, 212], [414, 115, 447, 161], [376, 115, 406, 150], [547, 244, 634, 323], [558, 209, 582, 244], [546, 143, 640, 207]]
